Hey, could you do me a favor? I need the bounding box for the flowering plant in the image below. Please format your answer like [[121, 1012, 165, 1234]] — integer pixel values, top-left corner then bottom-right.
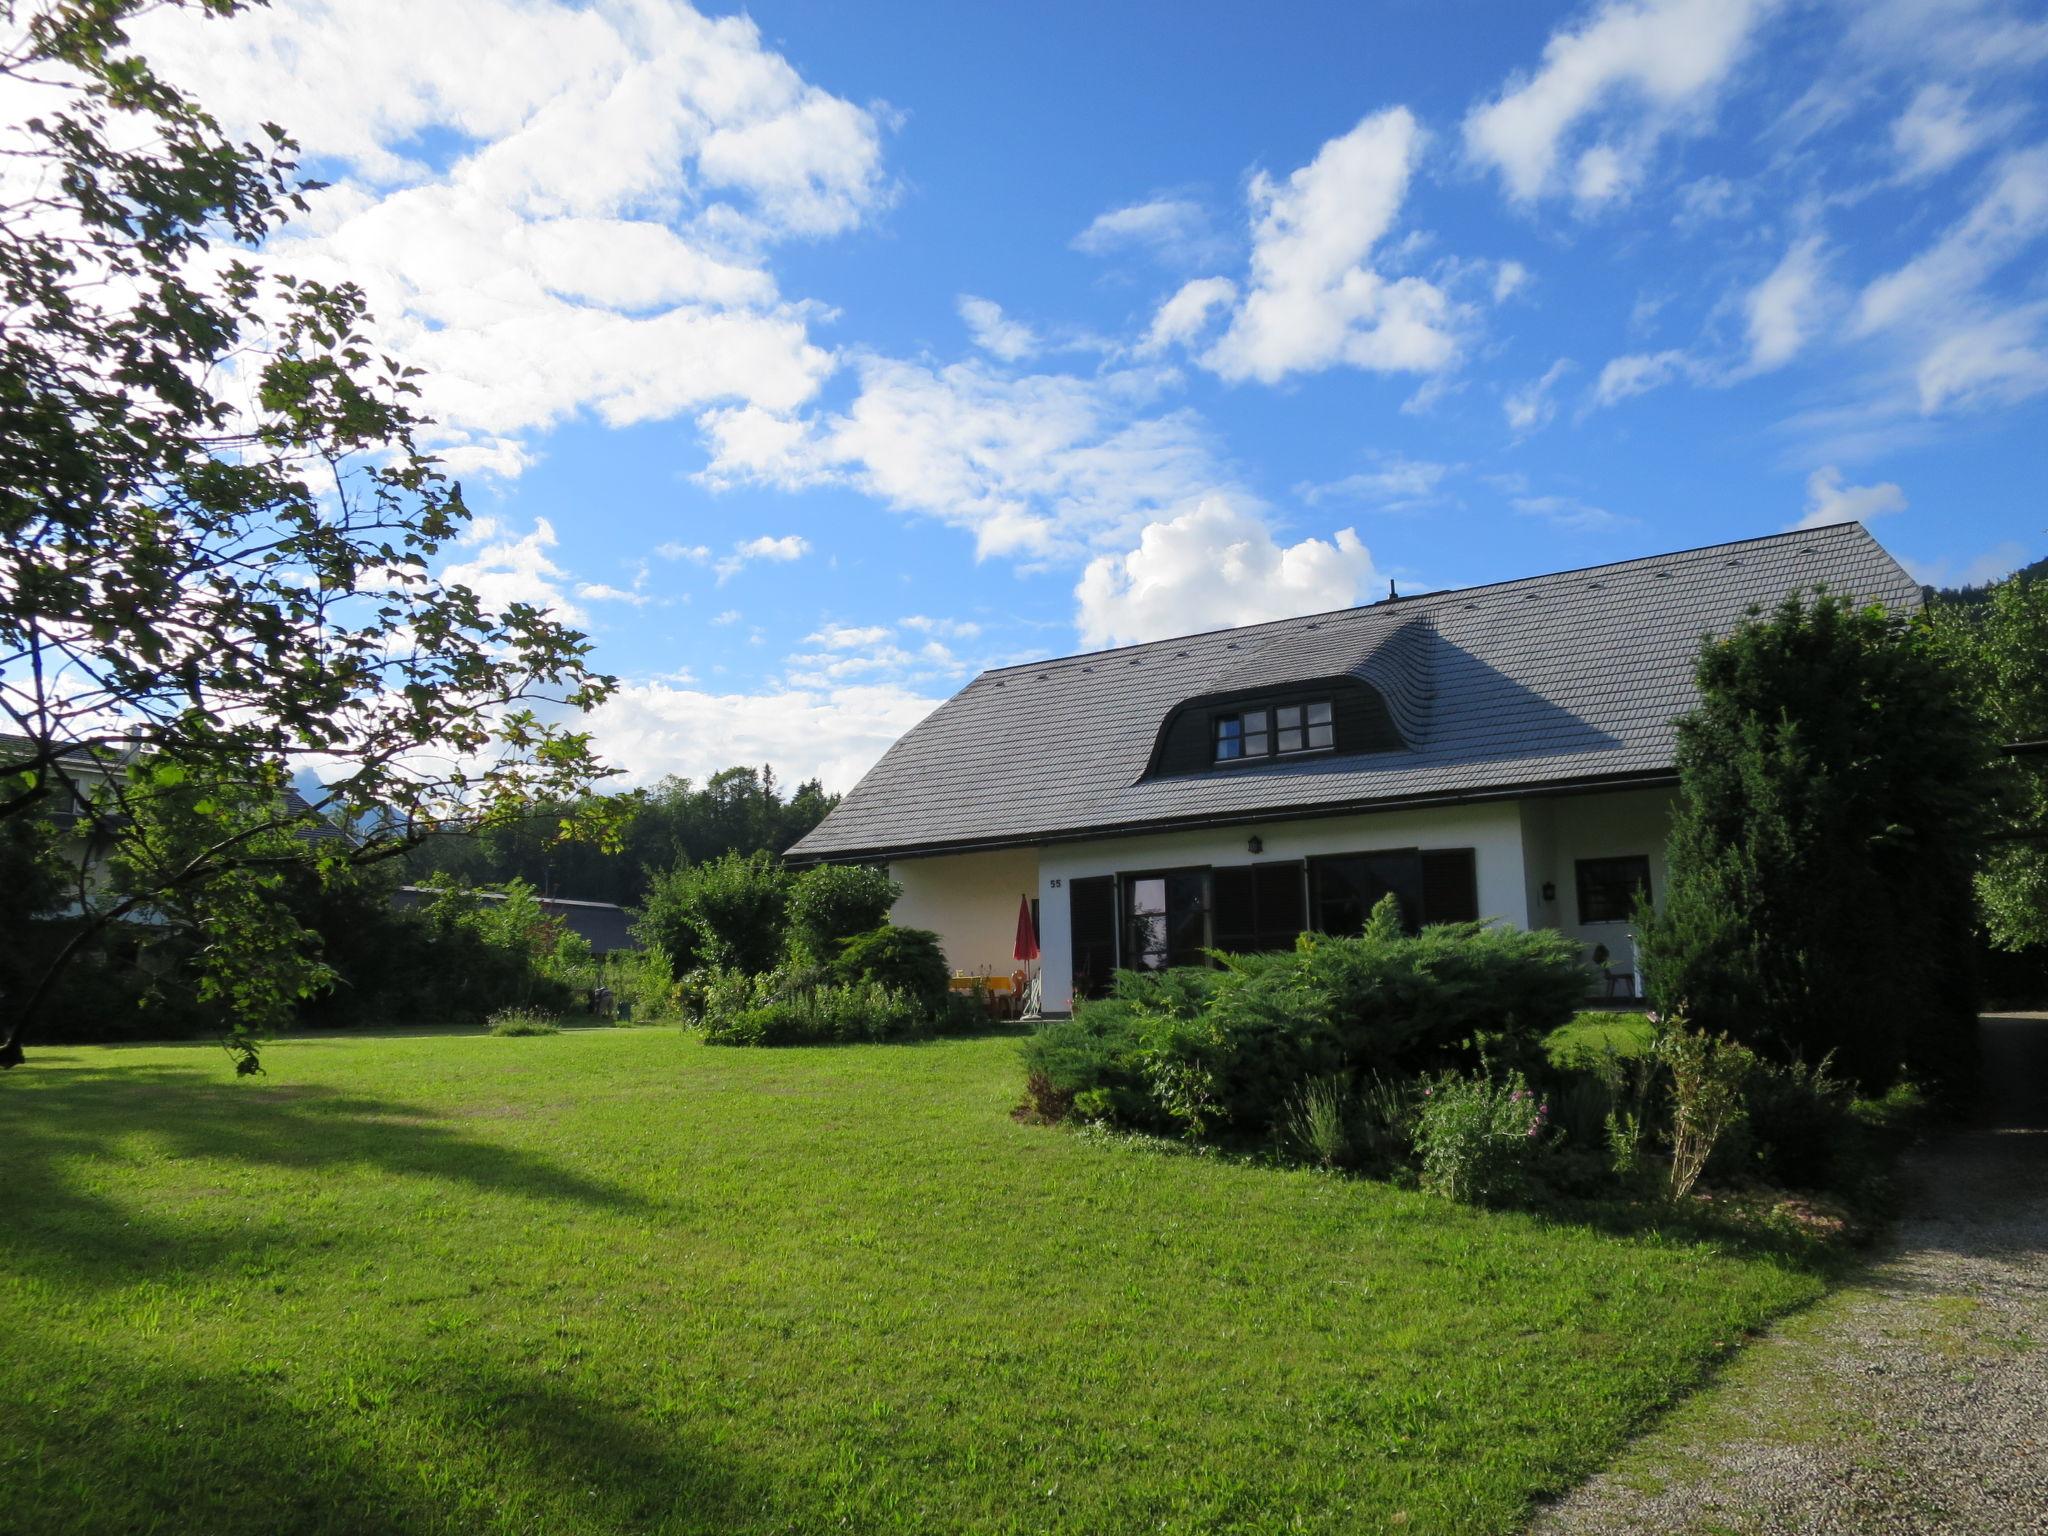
[[1415, 1070, 1553, 1205]]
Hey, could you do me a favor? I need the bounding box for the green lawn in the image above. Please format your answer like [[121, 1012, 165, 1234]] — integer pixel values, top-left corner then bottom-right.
[[1544, 1011, 1659, 1071], [1, 1027, 1823, 1535]]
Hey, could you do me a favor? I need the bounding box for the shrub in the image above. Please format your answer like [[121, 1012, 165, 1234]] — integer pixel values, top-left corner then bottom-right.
[[1415, 1071, 1552, 1205], [702, 975, 929, 1046], [487, 1007, 561, 1036], [632, 851, 790, 975], [1019, 906, 1585, 1144], [1659, 1023, 1754, 1201], [1743, 1053, 1853, 1189], [787, 864, 901, 963], [834, 926, 949, 1012]]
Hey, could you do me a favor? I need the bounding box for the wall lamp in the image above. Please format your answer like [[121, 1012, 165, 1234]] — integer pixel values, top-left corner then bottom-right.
[[1246, 835, 1264, 854], [1541, 881, 1557, 902]]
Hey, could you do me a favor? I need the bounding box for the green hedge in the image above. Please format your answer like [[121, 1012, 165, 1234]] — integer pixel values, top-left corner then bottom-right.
[[1021, 907, 1586, 1142]]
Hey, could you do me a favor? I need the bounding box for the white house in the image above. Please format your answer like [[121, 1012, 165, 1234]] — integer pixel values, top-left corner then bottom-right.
[[787, 522, 1922, 1014]]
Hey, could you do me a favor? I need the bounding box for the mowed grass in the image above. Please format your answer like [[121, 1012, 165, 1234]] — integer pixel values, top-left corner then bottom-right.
[[1, 1028, 1823, 1535]]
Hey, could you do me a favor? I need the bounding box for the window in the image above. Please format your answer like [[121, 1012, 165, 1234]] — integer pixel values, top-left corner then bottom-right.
[[1212, 863, 1307, 952], [1213, 700, 1327, 763], [1214, 708, 1270, 762], [1575, 856, 1651, 924], [1123, 869, 1209, 970], [1310, 847, 1479, 935], [1275, 700, 1334, 754]]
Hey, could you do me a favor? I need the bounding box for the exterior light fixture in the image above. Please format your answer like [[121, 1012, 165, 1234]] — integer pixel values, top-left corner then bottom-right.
[[1541, 881, 1557, 902], [1246, 835, 1264, 855]]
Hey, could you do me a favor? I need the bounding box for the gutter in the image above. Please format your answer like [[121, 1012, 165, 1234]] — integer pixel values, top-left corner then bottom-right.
[[787, 766, 1682, 866]]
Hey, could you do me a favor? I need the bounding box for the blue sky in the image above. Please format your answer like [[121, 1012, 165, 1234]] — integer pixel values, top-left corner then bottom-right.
[[135, 0, 2048, 790]]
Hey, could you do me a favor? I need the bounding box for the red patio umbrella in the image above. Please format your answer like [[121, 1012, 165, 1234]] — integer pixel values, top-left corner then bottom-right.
[[1013, 894, 1040, 1018], [1013, 895, 1039, 963]]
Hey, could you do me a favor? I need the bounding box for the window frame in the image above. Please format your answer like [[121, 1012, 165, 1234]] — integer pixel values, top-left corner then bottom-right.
[[1574, 855, 1652, 926], [1211, 696, 1333, 765]]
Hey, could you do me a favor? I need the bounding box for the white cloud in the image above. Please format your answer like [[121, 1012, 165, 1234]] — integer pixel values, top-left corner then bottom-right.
[[1072, 197, 1220, 265], [805, 623, 893, 649], [901, 614, 984, 639], [440, 517, 583, 623], [1298, 454, 1456, 512], [588, 680, 943, 793], [1743, 236, 1828, 373], [575, 582, 650, 606], [700, 356, 1237, 561], [1912, 302, 2048, 412], [957, 295, 1039, 362], [1892, 83, 2005, 181], [1792, 465, 1909, 530], [1493, 260, 1532, 303], [1463, 0, 1773, 209], [656, 542, 712, 563], [1073, 498, 1386, 648], [709, 609, 742, 626], [1592, 348, 1696, 406], [1200, 108, 1462, 383], [123, 1, 889, 472], [1512, 495, 1635, 532], [1856, 145, 2048, 338], [715, 533, 811, 583], [1138, 276, 1238, 356], [1505, 357, 1574, 435]]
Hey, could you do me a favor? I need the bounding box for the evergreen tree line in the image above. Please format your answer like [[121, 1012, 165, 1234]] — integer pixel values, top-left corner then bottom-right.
[[400, 765, 838, 907]]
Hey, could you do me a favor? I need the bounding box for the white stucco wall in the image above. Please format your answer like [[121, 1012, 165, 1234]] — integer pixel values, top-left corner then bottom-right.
[[1522, 785, 1678, 980], [888, 846, 1041, 979], [1034, 800, 1532, 1015]]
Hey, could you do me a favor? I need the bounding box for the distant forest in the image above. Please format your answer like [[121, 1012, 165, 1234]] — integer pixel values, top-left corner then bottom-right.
[[401, 765, 839, 907], [1927, 553, 2048, 608]]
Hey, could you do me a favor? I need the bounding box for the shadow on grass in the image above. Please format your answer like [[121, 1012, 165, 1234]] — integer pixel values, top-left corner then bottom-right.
[[7, 1331, 768, 1536], [0, 1061, 649, 1288]]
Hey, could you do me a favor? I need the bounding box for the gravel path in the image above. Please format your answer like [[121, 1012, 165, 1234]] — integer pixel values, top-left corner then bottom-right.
[[1529, 1013, 2048, 1536]]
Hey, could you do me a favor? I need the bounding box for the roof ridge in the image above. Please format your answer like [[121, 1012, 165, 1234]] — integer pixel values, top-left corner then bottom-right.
[[973, 521, 1879, 678]]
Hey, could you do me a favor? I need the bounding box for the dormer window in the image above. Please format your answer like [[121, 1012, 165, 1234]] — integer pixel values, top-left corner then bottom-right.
[[1214, 709, 1269, 761], [1213, 699, 1333, 764]]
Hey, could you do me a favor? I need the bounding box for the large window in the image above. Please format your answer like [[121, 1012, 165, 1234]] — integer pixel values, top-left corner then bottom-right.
[[1123, 869, 1209, 970], [1213, 699, 1332, 764], [1212, 863, 1308, 952], [1309, 847, 1479, 935], [1575, 856, 1651, 924]]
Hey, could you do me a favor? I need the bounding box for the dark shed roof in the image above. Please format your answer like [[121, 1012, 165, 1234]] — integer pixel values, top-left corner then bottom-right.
[[392, 887, 638, 954], [789, 522, 1922, 862]]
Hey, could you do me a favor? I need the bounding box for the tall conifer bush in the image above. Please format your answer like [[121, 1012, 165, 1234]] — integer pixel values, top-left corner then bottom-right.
[[1637, 594, 1989, 1093]]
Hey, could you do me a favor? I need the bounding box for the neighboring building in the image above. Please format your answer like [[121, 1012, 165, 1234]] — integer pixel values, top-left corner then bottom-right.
[[786, 522, 1922, 1014], [389, 886, 638, 955]]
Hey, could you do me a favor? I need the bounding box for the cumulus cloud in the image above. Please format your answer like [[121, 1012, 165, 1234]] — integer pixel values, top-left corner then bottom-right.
[[1505, 357, 1574, 435], [1138, 276, 1238, 356], [124, 1, 890, 471], [1793, 465, 1908, 530], [1199, 108, 1460, 383], [806, 623, 894, 649], [1464, 0, 1774, 209], [958, 295, 1039, 361], [1073, 498, 1386, 648], [1743, 236, 1829, 373], [588, 680, 943, 792], [700, 356, 1237, 560], [715, 534, 811, 583], [440, 517, 583, 622]]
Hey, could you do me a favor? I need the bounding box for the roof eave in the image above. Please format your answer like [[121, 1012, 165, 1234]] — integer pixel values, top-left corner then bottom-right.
[[785, 764, 1682, 866]]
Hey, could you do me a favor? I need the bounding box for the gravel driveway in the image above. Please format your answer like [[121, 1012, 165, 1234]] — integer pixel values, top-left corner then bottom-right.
[[1529, 1013, 2048, 1536]]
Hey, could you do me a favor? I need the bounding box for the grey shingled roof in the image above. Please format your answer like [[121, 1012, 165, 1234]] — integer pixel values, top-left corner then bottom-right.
[[789, 522, 1922, 861]]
